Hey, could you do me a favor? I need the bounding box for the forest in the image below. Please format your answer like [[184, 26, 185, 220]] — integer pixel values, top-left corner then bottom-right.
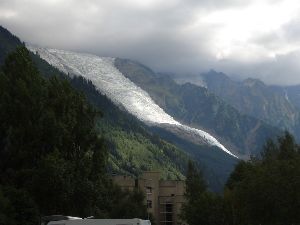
[[182, 132, 300, 225], [0, 47, 148, 225]]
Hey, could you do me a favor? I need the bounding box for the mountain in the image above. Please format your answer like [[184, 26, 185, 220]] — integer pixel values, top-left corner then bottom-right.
[[0, 26, 238, 190], [70, 76, 189, 180], [28, 46, 240, 189], [285, 85, 300, 110], [114, 59, 280, 158], [28, 47, 237, 157], [199, 70, 300, 131], [270, 84, 300, 110], [71, 77, 238, 189], [0, 26, 188, 181], [0, 26, 22, 64]]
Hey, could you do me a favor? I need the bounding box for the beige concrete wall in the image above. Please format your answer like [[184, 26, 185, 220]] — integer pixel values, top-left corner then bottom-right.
[[158, 181, 185, 225], [141, 171, 160, 222], [112, 172, 186, 225]]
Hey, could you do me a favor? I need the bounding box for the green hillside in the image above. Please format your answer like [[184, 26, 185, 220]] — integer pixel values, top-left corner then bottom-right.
[[70, 76, 189, 180]]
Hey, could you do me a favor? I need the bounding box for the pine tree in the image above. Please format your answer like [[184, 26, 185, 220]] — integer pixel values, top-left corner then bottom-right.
[[181, 161, 206, 225]]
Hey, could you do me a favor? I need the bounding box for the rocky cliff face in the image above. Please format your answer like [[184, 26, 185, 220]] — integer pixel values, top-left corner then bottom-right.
[[200, 70, 299, 130]]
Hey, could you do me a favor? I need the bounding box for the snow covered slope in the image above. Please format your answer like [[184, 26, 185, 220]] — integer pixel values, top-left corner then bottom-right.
[[28, 46, 237, 158]]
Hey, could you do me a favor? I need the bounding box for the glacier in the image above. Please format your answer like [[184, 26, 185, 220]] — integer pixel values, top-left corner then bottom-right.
[[28, 46, 237, 158]]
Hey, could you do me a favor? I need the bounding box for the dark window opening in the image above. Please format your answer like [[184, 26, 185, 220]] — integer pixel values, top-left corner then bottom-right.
[[165, 203, 173, 225], [166, 203, 173, 213], [146, 186, 152, 193], [147, 200, 152, 208]]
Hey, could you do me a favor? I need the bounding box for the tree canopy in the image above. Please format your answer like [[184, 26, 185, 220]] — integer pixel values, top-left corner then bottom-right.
[[181, 161, 224, 225], [182, 133, 300, 225], [225, 132, 300, 225]]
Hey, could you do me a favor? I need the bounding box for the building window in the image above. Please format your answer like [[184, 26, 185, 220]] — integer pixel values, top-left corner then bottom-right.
[[160, 202, 173, 225], [166, 203, 173, 213], [147, 200, 152, 209], [165, 203, 173, 225], [146, 186, 152, 193]]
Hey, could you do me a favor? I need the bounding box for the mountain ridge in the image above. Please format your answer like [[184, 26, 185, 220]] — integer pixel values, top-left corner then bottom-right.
[[29, 46, 237, 158], [197, 70, 300, 135], [115, 59, 280, 158]]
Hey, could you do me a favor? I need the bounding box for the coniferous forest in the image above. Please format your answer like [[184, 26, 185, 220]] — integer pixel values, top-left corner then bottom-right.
[[0, 47, 148, 225], [181, 132, 300, 225]]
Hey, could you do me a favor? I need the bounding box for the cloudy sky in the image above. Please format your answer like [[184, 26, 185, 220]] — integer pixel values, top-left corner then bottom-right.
[[1, 0, 300, 85]]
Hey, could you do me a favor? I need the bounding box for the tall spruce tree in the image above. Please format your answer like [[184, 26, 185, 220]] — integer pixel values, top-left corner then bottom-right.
[[181, 161, 225, 225]]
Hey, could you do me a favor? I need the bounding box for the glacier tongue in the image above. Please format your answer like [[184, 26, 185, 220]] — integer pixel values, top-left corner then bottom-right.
[[28, 46, 237, 158]]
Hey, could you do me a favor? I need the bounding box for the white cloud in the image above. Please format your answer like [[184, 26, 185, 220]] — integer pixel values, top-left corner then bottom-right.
[[0, 9, 17, 19], [1, 0, 300, 84], [198, 0, 300, 61]]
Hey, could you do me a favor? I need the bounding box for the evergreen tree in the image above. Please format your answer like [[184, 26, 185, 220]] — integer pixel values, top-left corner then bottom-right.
[[181, 161, 225, 225], [110, 187, 147, 219], [185, 161, 207, 199]]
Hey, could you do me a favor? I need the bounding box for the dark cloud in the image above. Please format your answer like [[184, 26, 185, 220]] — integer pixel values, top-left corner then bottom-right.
[[213, 50, 300, 85], [1, 0, 300, 85]]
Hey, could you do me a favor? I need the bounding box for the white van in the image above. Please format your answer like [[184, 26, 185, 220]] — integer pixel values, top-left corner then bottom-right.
[[42, 216, 151, 225]]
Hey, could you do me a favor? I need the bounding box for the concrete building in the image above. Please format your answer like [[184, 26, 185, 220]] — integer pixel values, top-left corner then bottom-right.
[[112, 171, 186, 225]]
